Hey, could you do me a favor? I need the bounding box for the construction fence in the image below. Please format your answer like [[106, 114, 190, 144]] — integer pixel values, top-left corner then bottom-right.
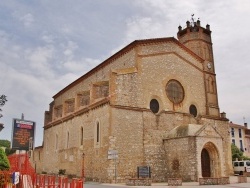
[[0, 172, 84, 188], [0, 153, 83, 188]]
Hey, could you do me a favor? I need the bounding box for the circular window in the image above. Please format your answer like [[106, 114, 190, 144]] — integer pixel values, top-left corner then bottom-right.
[[189, 104, 197, 117], [150, 99, 159, 113], [166, 80, 184, 104]]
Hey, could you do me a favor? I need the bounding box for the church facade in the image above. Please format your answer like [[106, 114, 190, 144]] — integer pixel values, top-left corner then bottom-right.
[[33, 19, 232, 182]]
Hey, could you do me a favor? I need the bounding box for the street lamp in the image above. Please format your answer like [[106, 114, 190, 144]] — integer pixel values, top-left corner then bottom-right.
[[82, 153, 85, 179]]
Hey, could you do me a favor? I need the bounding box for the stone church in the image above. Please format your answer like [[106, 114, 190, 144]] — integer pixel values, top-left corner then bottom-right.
[[32, 19, 232, 182]]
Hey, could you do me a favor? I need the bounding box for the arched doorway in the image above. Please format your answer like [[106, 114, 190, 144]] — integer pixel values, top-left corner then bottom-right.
[[201, 142, 221, 178], [201, 148, 211, 177]]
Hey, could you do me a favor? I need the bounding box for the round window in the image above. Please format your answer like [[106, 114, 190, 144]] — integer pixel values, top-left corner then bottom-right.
[[150, 99, 159, 114], [189, 104, 197, 117], [166, 80, 184, 104]]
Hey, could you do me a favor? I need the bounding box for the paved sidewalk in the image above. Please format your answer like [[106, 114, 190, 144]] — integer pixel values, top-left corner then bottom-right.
[[98, 176, 250, 187]]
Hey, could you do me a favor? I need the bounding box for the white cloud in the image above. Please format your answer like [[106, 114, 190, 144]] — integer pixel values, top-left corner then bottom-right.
[[63, 41, 78, 57], [41, 34, 55, 44], [126, 17, 162, 39], [20, 13, 34, 27], [63, 58, 100, 74], [28, 46, 54, 64]]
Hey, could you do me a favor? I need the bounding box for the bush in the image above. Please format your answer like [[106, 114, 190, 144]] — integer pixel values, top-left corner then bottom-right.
[[0, 148, 10, 170], [59, 169, 66, 175], [0, 140, 15, 156]]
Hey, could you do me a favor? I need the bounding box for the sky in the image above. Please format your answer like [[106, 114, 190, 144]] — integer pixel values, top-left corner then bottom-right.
[[0, 0, 249, 147]]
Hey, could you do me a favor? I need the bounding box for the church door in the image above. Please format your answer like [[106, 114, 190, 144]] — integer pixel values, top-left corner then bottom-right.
[[201, 148, 211, 177]]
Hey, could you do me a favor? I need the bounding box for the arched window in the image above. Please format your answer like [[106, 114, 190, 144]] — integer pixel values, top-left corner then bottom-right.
[[96, 122, 100, 143], [208, 76, 215, 93], [94, 121, 101, 148], [80, 127, 83, 146], [67, 132, 69, 149], [55, 134, 58, 150]]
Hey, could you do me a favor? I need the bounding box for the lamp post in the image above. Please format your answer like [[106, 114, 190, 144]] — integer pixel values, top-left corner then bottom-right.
[[82, 153, 85, 180]]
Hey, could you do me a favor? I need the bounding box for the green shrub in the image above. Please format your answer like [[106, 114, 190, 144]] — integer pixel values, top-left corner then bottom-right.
[[0, 148, 10, 170], [58, 169, 66, 175]]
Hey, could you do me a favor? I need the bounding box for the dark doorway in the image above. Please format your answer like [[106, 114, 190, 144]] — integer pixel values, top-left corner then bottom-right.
[[201, 148, 211, 177]]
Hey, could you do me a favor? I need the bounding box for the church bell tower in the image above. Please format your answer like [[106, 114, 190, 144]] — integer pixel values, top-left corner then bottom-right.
[[177, 16, 220, 117]]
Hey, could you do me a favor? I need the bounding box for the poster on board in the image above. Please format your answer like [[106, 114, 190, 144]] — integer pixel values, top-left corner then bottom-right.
[[11, 118, 35, 150]]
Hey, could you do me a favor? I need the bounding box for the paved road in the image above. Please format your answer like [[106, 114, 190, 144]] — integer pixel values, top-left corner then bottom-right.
[[84, 182, 250, 188], [84, 176, 250, 188]]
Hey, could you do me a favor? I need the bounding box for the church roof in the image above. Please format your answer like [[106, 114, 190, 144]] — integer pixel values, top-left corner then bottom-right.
[[164, 124, 223, 140], [53, 37, 204, 98], [165, 124, 203, 139]]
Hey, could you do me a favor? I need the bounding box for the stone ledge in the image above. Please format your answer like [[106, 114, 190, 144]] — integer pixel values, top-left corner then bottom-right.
[[126, 178, 152, 186], [168, 178, 182, 186], [199, 177, 230, 185], [199, 177, 218, 185], [238, 175, 247, 183], [218, 177, 230, 185]]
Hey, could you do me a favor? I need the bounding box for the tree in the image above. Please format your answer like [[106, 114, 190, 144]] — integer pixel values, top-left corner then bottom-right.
[[0, 95, 7, 118], [0, 148, 10, 170], [231, 143, 243, 161], [0, 140, 15, 156], [0, 140, 10, 148], [231, 143, 250, 161]]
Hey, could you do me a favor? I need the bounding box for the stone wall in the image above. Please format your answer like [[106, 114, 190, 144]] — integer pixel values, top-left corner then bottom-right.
[[40, 103, 111, 179], [32, 146, 43, 174], [164, 137, 197, 181], [106, 40, 207, 117], [110, 108, 144, 181]]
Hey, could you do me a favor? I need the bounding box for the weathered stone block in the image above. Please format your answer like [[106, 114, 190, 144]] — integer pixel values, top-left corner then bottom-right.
[[126, 178, 152, 186], [218, 177, 229, 185], [238, 175, 247, 183], [168, 178, 182, 186], [199, 178, 218, 185]]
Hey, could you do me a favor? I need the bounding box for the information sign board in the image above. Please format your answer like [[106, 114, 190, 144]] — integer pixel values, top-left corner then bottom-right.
[[137, 166, 151, 178], [108, 150, 118, 159], [11, 118, 35, 150]]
